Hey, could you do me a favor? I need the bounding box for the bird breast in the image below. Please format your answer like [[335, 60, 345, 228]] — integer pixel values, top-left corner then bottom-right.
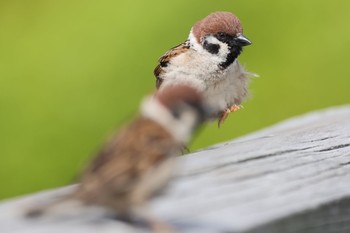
[[161, 58, 250, 116]]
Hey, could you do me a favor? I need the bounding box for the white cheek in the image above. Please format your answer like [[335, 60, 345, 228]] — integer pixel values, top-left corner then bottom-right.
[[205, 36, 230, 58], [217, 41, 230, 58], [189, 32, 229, 60], [204, 35, 220, 44], [141, 97, 195, 144]]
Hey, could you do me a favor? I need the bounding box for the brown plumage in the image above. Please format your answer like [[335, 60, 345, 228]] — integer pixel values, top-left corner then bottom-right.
[[26, 85, 206, 233], [73, 85, 205, 219], [73, 117, 181, 216], [192, 12, 243, 43], [156, 84, 202, 110], [153, 12, 252, 127], [154, 41, 191, 88]]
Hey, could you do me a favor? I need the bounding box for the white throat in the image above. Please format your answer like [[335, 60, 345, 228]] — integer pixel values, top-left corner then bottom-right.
[[141, 97, 192, 144]]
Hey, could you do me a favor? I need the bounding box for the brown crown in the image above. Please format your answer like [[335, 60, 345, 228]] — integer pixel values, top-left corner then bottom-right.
[[192, 12, 243, 42], [156, 85, 203, 110]]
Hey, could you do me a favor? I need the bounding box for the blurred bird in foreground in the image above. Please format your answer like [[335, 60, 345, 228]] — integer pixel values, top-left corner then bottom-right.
[[26, 85, 207, 232], [154, 11, 254, 127]]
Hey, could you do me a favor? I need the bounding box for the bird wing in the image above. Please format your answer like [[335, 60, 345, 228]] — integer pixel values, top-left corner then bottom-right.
[[76, 117, 180, 203], [154, 40, 190, 88]]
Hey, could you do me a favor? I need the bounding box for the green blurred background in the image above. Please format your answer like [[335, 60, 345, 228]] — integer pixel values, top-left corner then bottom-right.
[[0, 0, 349, 200]]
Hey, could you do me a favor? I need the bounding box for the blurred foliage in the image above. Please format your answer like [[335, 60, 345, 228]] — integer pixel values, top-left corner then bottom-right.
[[0, 0, 349, 200]]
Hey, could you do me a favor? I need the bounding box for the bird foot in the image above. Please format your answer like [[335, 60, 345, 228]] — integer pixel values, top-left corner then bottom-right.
[[229, 104, 242, 112], [218, 105, 242, 127]]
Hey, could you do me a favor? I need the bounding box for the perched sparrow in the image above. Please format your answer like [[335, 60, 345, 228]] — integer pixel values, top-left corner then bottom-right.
[[27, 85, 206, 231], [154, 11, 253, 126], [74, 85, 205, 216]]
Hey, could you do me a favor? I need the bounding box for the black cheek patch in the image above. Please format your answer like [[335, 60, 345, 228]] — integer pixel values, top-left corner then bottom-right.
[[219, 46, 243, 70], [203, 41, 220, 54]]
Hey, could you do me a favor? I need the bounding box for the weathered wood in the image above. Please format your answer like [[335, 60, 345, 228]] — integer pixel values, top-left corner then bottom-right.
[[1, 105, 350, 233]]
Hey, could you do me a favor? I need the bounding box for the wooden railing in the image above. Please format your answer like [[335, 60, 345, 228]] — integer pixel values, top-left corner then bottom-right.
[[1, 105, 350, 233]]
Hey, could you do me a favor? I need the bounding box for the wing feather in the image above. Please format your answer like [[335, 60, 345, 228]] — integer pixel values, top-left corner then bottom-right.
[[154, 41, 190, 89], [76, 118, 181, 202]]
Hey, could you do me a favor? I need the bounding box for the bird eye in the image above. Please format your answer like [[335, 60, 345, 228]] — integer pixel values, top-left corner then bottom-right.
[[218, 32, 225, 38], [171, 109, 181, 119]]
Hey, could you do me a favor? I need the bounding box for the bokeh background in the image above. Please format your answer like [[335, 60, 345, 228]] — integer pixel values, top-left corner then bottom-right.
[[1, 0, 349, 200]]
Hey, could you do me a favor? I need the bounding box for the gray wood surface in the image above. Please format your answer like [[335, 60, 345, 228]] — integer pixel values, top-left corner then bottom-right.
[[1, 105, 350, 233]]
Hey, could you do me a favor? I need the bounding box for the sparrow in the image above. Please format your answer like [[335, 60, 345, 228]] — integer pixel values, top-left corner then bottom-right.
[[154, 11, 253, 126], [26, 85, 207, 232]]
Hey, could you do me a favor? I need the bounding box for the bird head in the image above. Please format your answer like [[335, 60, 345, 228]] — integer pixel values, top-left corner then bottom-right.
[[191, 12, 251, 68], [142, 85, 208, 143]]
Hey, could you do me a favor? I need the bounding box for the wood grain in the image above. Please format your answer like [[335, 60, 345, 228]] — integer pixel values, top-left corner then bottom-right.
[[1, 105, 350, 233]]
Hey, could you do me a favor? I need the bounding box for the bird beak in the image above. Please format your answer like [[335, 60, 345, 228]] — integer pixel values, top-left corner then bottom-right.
[[235, 34, 252, 46]]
